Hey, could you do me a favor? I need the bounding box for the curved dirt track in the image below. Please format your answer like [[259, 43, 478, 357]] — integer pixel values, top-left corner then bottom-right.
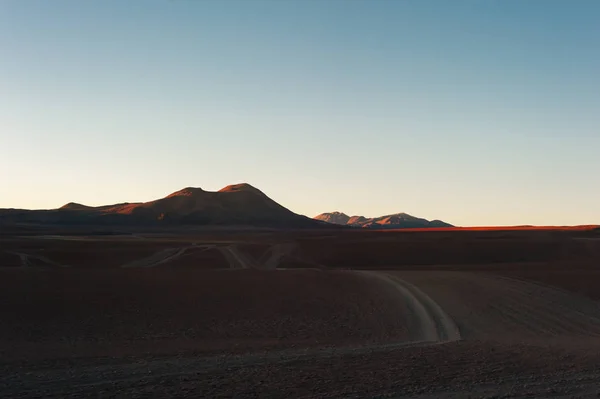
[[114, 241, 298, 270], [219, 243, 296, 270], [0, 271, 461, 398], [391, 271, 600, 341], [121, 244, 215, 268], [6, 251, 67, 268], [5, 270, 600, 398], [260, 243, 296, 269], [218, 245, 255, 269], [356, 271, 461, 343]]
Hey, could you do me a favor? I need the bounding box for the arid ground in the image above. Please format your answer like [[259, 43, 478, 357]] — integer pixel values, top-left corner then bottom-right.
[[1, 226, 600, 397]]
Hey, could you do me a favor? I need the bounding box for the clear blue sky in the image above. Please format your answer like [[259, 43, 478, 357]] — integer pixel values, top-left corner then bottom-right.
[[1, 0, 599, 226]]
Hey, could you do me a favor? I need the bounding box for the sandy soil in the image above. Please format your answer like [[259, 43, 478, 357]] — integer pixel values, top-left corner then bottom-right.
[[5, 268, 600, 397], [236, 243, 272, 261], [389, 271, 600, 342], [4, 341, 600, 398], [3, 228, 600, 397], [3, 228, 598, 270], [0, 269, 411, 364], [0, 238, 231, 269], [0, 251, 23, 267], [497, 269, 600, 301], [0, 272, 600, 398], [297, 234, 599, 268]]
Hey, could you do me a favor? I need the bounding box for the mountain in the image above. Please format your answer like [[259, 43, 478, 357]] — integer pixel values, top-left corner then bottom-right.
[[314, 212, 453, 229], [313, 211, 350, 225], [0, 183, 327, 228]]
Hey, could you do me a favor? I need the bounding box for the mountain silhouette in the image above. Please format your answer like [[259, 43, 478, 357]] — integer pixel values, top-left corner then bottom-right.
[[0, 184, 326, 228], [314, 212, 453, 229]]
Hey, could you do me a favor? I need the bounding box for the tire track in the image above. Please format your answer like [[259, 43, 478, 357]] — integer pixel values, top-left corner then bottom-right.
[[218, 245, 255, 269], [0, 270, 457, 396], [121, 247, 188, 268], [10, 271, 600, 397], [470, 274, 600, 337], [260, 243, 296, 270], [486, 274, 600, 336], [391, 271, 600, 341], [121, 244, 215, 268], [6, 251, 67, 268], [355, 271, 461, 343]]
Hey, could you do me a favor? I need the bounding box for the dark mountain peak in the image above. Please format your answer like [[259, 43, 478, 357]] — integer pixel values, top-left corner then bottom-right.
[[218, 183, 265, 196], [10, 182, 323, 228], [60, 202, 92, 210], [166, 187, 206, 198], [430, 219, 454, 228]]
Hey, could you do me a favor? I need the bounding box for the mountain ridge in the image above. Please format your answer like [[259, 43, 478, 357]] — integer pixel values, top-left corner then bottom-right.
[[314, 211, 453, 229], [0, 184, 327, 229]]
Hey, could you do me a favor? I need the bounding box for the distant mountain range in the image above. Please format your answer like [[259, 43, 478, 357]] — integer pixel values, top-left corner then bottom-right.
[[314, 211, 453, 229], [0, 183, 454, 229], [0, 184, 326, 228]]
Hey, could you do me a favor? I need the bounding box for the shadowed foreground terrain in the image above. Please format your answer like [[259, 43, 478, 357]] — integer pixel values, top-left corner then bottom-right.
[[2, 227, 600, 397], [0, 269, 412, 363]]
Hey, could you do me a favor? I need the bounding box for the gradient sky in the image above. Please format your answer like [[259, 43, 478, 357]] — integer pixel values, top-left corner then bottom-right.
[[1, 0, 599, 226]]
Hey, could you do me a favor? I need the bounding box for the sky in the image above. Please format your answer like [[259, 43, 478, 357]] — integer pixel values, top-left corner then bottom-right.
[[1, 0, 599, 226]]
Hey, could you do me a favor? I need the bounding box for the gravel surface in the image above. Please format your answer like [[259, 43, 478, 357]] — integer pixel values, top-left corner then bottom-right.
[[3, 228, 600, 398], [4, 270, 600, 397], [3, 341, 600, 398], [0, 269, 410, 363]]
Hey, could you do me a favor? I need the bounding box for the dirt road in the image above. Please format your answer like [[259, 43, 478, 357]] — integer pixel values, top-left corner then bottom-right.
[[390, 271, 600, 341], [218, 245, 255, 269], [121, 247, 190, 268], [356, 271, 461, 343], [0, 270, 459, 397], [121, 244, 215, 268], [6, 251, 66, 268], [5, 270, 600, 397], [260, 243, 296, 270]]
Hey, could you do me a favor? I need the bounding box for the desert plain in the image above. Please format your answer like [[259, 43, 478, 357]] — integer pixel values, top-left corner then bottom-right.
[[2, 225, 600, 398]]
